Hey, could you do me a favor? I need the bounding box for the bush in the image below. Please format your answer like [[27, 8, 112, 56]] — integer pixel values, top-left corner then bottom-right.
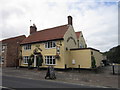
[[91, 56, 96, 68]]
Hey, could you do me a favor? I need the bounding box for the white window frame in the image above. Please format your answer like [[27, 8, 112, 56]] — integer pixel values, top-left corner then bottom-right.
[[1, 56, 4, 64], [24, 44, 31, 50], [56, 46, 60, 54], [45, 56, 56, 65], [23, 56, 30, 64], [2, 45, 6, 52], [45, 41, 56, 49], [79, 43, 83, 48], [0, 56, 4, 64]]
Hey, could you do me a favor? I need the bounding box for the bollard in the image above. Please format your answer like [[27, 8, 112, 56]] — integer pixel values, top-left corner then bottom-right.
[[65, 64, 67, 71], [78, 65, 80, 73], [112, 63, 115, 75]]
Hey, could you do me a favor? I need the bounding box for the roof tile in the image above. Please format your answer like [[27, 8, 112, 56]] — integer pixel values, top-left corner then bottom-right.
[[75, 31, 81, 39], [21, 24, 69, 44]]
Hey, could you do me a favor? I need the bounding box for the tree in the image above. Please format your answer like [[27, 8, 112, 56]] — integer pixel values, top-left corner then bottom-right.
[[36, 54, 43, 70], [91, 56, 96, 68], [103, 45, 120, 64], [28, 54, 34, 69]]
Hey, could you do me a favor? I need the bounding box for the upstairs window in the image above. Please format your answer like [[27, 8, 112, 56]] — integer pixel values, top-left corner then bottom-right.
[[24, 44, 31, 50], [45, 41, 56, 49], [2, 45, 6, 52], [79, 43, 83, 48]]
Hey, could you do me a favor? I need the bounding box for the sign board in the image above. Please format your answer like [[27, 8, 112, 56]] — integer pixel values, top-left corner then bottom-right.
[[72, 59, 75, 64]]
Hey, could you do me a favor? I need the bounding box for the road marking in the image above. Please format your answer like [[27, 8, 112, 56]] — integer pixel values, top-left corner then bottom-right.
[[0, 86, 15, 90]]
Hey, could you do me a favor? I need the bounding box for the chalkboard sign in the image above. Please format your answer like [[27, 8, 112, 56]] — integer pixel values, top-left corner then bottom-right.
[[45, 66, 56, 79]]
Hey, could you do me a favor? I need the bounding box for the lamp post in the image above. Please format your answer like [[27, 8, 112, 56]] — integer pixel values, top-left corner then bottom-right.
[[112, 63, 115, 75], [16, 42, 19, 69]]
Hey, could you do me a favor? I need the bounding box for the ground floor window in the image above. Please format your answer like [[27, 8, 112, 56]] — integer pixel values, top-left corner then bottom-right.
[[45, 56, 56, 65], [23, 56, 30, 64], [0, 56, 4, 64]]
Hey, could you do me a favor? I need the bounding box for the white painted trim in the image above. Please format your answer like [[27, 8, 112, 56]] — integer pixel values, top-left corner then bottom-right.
[[45, 64, 56, 65], [45, 47, 56, 49], [34, 55, 37, 67], [23, 63, 28, 65]]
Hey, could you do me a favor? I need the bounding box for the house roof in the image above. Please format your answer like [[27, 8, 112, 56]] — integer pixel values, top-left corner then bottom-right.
[[75, 31, 81, 39], [21, 24, 69, 45], [1, 35, 26, 43]]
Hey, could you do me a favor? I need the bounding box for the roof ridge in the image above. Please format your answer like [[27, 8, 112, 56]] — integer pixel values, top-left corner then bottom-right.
[[28, 24, 68, 36], [2, 35, 26, 41], [37, 24, 68, 33]]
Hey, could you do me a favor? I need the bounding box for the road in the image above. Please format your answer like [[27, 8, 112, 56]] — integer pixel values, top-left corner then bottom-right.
[[2, 75, 103, 89]]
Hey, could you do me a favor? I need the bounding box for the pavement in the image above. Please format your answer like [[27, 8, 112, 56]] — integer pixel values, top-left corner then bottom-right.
[[1, 65, 120, 89]]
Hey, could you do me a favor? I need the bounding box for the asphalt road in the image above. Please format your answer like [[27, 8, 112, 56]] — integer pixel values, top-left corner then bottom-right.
[[2, 75, 102, 89]]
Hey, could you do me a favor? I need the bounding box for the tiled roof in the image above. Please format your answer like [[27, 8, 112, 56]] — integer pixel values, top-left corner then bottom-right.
[[75, 31, 81, 39], [1, 35, 26, 43], [21, 24, 69, 45]]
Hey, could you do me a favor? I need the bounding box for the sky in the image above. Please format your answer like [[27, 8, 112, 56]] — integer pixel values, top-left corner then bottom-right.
[[0, 0, 119, 52]]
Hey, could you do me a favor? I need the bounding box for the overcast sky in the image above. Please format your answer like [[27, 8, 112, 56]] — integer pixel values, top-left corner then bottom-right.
[[0, 0, 118, 52]]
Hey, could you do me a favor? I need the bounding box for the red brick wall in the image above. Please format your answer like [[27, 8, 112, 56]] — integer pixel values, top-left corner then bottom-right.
[[2, 35, 26, 67]]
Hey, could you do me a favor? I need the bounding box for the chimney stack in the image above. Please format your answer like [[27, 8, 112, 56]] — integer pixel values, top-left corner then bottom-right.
[[30, 24, 37, 34], [68, 16, 73, 25]]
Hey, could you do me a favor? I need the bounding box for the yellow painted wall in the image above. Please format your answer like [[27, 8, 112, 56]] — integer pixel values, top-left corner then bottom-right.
[[63, 25, 78, 50], [69, 49, 103, 69], [78, 32, 87, 48], [63, 25, 78, 68], [91, 50, 103, 67], [70, 49, 91, 68], [20, 40, 65, 68]]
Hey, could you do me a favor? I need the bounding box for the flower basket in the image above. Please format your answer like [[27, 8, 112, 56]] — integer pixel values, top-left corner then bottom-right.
[[55, 55, 60, 59]]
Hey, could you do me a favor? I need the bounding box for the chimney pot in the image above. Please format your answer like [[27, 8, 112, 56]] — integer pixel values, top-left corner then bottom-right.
[[68, 16, 73, 25]]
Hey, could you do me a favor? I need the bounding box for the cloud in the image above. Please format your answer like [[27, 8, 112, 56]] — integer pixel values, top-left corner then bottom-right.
[[0, 0, 118, 52]]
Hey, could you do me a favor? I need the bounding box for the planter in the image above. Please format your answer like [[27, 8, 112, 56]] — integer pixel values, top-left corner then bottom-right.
[[55, 55, 60, 59]]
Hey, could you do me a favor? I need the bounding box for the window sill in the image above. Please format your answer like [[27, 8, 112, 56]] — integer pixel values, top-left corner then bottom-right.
[[45, 64, 56, 66], [23, 49, 31, 51], [45, 47, 56, 49], [23, 63, 28, 65]]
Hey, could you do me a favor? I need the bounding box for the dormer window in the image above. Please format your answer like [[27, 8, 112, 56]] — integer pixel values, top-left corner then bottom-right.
[[24, 44, 31, 50], [45, 41, 56, 49]]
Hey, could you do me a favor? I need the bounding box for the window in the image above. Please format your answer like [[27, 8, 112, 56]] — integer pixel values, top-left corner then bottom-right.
[[0, 56, 1, 63], [45, 41, 56, 49], [0, 56, 4, 64], [2, 45, 6, 52], [56, 46, 60, 54], [24, 44, 31, 50], [79, 44, 83, 48], [45, 56, 56, 65], [91, 51, 93, 55], [23, 56, 30, 64]]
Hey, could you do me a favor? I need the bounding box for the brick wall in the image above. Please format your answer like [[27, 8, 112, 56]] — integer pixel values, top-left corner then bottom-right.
[[2, 35, 26, 67]]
